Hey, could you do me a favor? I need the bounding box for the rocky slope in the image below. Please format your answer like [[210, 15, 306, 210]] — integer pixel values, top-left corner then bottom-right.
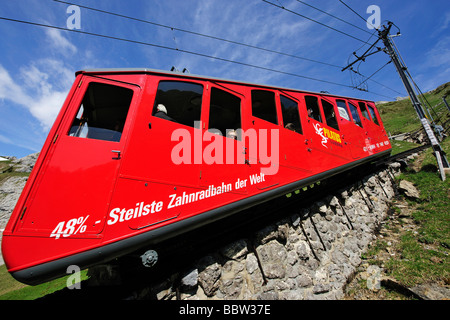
[[0, 153, 38, 265]]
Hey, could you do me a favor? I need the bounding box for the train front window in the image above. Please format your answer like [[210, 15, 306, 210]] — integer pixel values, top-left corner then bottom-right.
[[358, 102, 370, 120], [321, 99, 339, 131], [153, 81, 203, 128], [367, 104, 380, 125], [280, 95, 302, 134], [208, 87, 242, 139], [68, 82, 133, 142], [251, 90, 278, 125], [305, 96, 322, 123]]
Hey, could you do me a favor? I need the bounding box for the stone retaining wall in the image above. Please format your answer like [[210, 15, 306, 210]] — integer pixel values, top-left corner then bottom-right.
[[129, 164, 400, 300]]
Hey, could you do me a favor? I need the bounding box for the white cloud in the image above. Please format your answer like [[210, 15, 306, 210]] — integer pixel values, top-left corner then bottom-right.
[[169, 0, 317, 86], [45, 29, 78, 56], [424, 36, 450, 68], [0, 134, 14, 145], [0, 29, 77, 131], [0, 65, 33, 107], [0, 63, 70, 130], [0, 30, 76, 131]]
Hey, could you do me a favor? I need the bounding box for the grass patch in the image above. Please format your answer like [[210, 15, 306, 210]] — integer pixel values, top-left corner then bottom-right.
[[385, 232, 449, 287], [377, 82, 450, 136], [378, 99, 422, 135], [390, 140, 421, 156], [358, 134, 449, 293], [384, 139, 450, 288], [0, 265, 89, 300]]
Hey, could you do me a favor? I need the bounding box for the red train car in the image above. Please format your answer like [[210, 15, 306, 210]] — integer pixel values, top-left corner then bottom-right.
[[1, 68, 391, 285]]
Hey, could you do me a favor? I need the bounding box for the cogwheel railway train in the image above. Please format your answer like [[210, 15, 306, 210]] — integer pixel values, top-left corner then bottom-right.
[[2, 68, 391, 285]]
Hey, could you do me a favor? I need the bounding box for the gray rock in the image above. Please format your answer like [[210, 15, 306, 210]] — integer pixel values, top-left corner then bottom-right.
[[256, 240, 287, 279], [0, 176, 28, 229], [197, 256, 222, 297], [398, 180, 420, 199], [12, 152, 39, 173], [180, 268, 198, 289]]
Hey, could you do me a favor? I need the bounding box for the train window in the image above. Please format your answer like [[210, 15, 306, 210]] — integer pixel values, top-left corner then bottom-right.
[[367, 104, 380, 125], [321, 99, 339, 131], [208, 87, 242, 139], [336, 100, 350, 121], [251, 90, 278, 125], [153, 81, 203, 128], [280, 95, 303, 134], [305, 95, 322, 122], [68, 82, 133, 142], [358, 102, 370, 120], [348, 102, 362, 127]]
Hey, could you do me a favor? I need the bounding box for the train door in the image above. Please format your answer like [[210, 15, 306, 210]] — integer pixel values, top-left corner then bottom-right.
[[366, 102, 389, 149], [278, 91, 312, 179], [16, 76, 140, 237], [200, 82, 248, 194], [336, 99, 365, 159], [247, 89, 280, 190], [346, 99, 371, 157], [116, 78, 205, 230], [355, 101, 377, 155]]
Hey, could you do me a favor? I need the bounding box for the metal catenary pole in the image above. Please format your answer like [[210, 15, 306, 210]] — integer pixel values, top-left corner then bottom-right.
[[379, 22, 449, 180]]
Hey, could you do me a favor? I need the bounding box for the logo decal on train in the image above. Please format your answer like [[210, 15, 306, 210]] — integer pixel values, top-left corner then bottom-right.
[[313, 123, 342, 148]]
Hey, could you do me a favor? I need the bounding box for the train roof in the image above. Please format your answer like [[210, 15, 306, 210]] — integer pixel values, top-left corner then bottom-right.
[[76, 68, 375, 103]]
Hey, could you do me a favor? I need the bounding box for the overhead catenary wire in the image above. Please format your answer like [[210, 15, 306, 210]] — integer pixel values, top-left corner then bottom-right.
[[344, 29, 405, 97], [0, 15, 397, 100], [53, 0, 343, 69], [54, 0, 397, 98], [294, 0, 372, 35], [261, 0, 370, 44], [260, 0, 399, 97], [0, 16, 356, 90], [353, 60, 392, 91], [390, 37, 441, 121], [338, 0, 367, 22]]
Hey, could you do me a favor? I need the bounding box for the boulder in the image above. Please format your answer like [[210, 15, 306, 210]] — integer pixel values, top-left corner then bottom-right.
[[398, 180, 420, 199]]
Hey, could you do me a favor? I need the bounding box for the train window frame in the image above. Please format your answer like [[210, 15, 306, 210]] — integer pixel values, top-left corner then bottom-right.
[[321, 98, 339, 131], [336, 99, 351, 121], [348, 101, 363, 127], [367, 103, 380, 125], [152, 80, 203, 128], [208, 86, 242, 140], [305, 95, 322, 123], [251, 90, 278, 125], [358, 102, 370, 120], [280, 94, 303, 134], [68, 82, 134, 142]]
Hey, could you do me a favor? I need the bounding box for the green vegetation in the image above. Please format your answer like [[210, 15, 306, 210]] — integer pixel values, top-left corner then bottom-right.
[[388, 138, 449, 287], [350, 83, 450, 298], [390, 140, 421, 156], [0, 265, 88, 300], [377, 82, 450, 136], [362, 134, 450, 294], [378, 98, 423, 135]]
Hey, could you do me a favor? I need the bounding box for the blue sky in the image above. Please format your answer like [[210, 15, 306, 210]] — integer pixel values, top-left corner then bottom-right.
[[0, 0, 449, 158]]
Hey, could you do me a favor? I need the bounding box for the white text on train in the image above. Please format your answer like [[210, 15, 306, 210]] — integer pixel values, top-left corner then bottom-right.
[[107, 201, 163, 225]]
